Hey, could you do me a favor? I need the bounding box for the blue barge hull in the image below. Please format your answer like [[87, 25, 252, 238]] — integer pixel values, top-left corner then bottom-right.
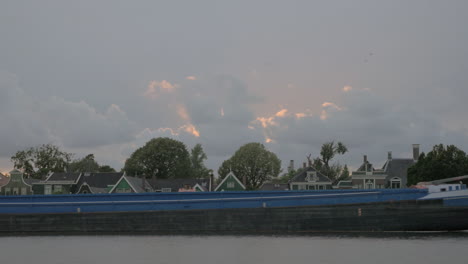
[[1, 189, 468, 234]]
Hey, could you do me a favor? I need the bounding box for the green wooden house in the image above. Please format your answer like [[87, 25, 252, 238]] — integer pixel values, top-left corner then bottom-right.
[[108, 175, 153, 193], [32, 172, 82, 195], [214, 172, 246, 191], [0, 169, 33, 195]]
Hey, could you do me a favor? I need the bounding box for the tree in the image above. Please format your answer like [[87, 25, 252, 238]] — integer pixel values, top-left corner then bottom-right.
[[98, 165, 116, 173], [69, 154, 116, 173], [123, 137, 192, 179], [313, 141, 348, 183], [190, 143, 211, 179], [408, 144, 468, 185], [11, 144, 73, 179], [218, 142, 281, 190], [69, 154, 99, 172]]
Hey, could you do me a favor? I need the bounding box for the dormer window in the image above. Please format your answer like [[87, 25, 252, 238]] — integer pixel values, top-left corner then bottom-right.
[[306, 171, 317, 182]]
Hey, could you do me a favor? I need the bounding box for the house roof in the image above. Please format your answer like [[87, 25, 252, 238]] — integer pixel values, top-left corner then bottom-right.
[[125, 176, 153, 193], [46, 172, 81, 183], [382, 159, 415, 178], [259, 183, 289, 191], [357, 161, 374, 172], [289, 167, 332, 183], [76, 172, 123, 189], [24, 178, 40, 185], [214, 172, 246, 191], [149, 178, 210, 191]]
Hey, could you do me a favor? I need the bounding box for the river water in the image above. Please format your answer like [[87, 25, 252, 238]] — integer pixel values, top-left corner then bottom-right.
[[1, 233, 467, 264]]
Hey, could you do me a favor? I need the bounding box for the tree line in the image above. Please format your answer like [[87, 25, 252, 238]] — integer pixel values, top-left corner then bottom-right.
[[10, 138, 351, 190], [11, 138, 468, 189]]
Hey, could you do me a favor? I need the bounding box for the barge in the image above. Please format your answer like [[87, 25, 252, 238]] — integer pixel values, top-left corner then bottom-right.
[[1, 180, 468, 234]]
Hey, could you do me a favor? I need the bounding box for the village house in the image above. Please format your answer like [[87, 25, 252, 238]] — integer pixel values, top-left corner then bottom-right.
[[32, 172, 82, 194], [214, 171, 246, 191], [288, 165, 333, 190], [75, 172, 125, 194], [108, 174, 153, 193], [351, 144, 419, 189], [149, 178, 212, 192], [259, 183, 289, 191], [0, 169, 33, 195]]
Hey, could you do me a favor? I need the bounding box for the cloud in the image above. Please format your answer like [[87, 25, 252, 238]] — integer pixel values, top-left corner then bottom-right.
[[144, 80, 177, 99], [343, 85, 352, 92], [0, 71, 135, 157], [186, 76, 197, 80]]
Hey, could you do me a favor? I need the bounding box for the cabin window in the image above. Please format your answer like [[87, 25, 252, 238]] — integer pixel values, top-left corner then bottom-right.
[[449, 186, 453, 191], [456, 186, 460, 190], [440, 188, 446, 192], [227, 182, 235, 188]]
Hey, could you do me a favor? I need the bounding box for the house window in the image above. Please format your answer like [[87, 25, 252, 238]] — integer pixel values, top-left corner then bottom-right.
[[390, 178, 401, 189], [13, 188, 19, 195], [161, 188, 172, 192], [5, 188, 11, 195], [54, 185, 63, 194], [21, 187, 27, 195], [45, 185, 52, 195], [306, 171, 317, 182], [227, 182, 235, 188]]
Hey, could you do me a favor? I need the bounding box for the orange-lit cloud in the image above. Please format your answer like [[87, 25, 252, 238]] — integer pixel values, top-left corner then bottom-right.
[[321, 102, 342, 110], [343, 85, 352, 92], [177, 105, 190, 121], [182, 124, 200, 137], [144, 80, 177, 99], [220, 108, 225, 117], [275, 108, 288, 117], [186, 76, 197, 80]]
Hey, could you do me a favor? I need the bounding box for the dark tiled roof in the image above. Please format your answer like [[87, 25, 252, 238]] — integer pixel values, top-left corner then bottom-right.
[[289, 167, 332, 183], [76, 172, 123, 189], [383, 159, 415, 178], [24, 178, 40, 185], [357, 161, 374, 172], [148, 178, 210, 191], [47, 172, 81, 182], [259, 183, 289, 191], [125, 176, 153, 193]]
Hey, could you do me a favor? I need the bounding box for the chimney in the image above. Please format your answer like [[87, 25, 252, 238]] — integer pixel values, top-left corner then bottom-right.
[[363, 155, 367, 163], [413, 144, 420, 161], [388, 151, 392, 160], [303, 162, 306, 169]]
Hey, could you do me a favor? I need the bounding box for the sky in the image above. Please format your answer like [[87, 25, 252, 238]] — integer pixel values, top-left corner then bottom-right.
[[1, 0, 468, 176]]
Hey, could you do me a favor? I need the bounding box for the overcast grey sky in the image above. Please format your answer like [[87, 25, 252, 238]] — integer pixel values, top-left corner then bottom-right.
[[1, 0, 468, 175]]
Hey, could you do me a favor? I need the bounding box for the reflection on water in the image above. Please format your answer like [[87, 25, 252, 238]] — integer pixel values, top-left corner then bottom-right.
[[1, 232, 468, 264]]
